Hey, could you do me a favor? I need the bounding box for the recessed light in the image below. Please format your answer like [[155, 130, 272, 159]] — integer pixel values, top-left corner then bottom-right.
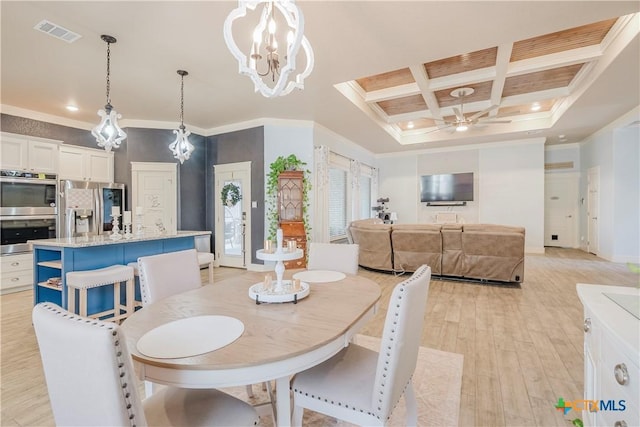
[[406, 121, 414, 129], [531, 102, 541, 112], [66, 105, 79, 112]]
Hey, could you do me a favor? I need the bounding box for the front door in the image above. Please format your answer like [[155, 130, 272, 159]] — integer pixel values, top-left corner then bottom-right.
[[214, 162, 251, 268]]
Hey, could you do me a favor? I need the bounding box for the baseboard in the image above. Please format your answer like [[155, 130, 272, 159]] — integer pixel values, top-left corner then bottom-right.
[[610, 255, 640, 264], [525, 246, 546, 254]]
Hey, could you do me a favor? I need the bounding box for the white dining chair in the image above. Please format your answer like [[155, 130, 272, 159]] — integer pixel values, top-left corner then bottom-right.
[[32, 302, 259, 427], [290, 265, 432, 426], [137, 249, 202, 306], [307, 242, 360, 275]]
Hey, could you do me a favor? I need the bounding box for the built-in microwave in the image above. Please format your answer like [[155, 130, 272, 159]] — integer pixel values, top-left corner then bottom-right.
[[0, 170, 57, 216]]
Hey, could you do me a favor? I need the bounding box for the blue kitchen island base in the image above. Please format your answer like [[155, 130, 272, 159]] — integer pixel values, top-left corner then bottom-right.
[[32, 232, 210, 317]]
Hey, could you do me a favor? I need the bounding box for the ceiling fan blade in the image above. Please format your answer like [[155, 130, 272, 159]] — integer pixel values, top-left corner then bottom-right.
[[453, 107, 464, 121], [468, 104, 499, 122], [424, 124, 453, 135]]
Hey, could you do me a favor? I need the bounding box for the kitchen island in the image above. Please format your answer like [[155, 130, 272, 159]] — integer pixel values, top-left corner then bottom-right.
[[30, 231, 211, 314]]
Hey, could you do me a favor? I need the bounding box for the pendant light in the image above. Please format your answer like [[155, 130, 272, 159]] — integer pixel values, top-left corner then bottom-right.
[[168, 70, 194, 164], [92, 35, 126, 151], [223, 0, 314, 98]]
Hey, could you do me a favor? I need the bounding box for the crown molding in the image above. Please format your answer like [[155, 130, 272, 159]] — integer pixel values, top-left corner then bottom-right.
[[376, 137, 547, 159]]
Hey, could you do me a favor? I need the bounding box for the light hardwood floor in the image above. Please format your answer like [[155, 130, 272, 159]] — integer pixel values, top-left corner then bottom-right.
[[1, 248, 637, 426]]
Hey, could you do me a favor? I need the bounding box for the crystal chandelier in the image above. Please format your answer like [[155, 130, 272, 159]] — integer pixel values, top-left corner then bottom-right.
[[168, 70, 195, 164], [92, 35, 126, 152], [223, 0, 314, 98]]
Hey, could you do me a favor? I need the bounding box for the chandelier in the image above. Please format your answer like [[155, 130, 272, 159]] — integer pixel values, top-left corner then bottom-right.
[[92, 35, 127, 152], [223, 0, 314, 98], [169, 70, 195, 164]]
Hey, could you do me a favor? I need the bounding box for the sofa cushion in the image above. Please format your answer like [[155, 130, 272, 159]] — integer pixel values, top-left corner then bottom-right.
[[391, 227, 442, 274], [441, 225, 463, 276], [461, 228, 525, 282], [349, 225, 393, 271]]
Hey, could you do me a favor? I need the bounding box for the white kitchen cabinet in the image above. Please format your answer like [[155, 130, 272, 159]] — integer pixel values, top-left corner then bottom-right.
[[58, 145, 114, 182], [0, 133, 59, 173], [0, 252, 34, 294], [577, 284, 639, 427]]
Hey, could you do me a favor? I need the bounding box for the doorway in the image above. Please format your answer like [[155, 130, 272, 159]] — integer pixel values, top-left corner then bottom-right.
[[544, 173, 579, 247], [214, 161, 251, 268], [587, 166, 600, 255]]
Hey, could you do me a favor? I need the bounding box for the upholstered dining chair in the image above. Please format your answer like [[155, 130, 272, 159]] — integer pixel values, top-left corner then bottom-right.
[[32, 302, 259, 426], [137, 248, 264, 405], [137, 249, 202, 306], [290, 265, 432, 426], [307, 242, 360, 275]]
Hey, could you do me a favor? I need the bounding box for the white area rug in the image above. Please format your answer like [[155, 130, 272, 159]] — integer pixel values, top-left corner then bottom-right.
[[225, 334, 463, 426]]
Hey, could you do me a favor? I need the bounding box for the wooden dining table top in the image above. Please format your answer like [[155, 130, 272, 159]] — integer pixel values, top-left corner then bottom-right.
[[121, 271, 381, 371]]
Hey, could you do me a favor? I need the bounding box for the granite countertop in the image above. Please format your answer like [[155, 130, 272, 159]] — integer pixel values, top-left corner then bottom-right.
[[29, 230, 211, 248]]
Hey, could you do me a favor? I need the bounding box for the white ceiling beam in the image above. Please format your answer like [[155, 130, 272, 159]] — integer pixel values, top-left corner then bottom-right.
[[507, 45, 602, 77], [409, 64, 442, 118], [363, 83, 420, 103], [490, 43, 513, 117], [427, 67, 496, 91]]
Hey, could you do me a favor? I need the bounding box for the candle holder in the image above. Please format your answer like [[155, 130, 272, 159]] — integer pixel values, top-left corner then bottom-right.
[[135, 213, 144, 236], [110, 214, 122, 240], [123, 223, 133, 239]]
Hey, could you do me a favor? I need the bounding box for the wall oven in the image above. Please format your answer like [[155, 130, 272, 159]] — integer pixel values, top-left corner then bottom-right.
[[0, 170, 57, 255]]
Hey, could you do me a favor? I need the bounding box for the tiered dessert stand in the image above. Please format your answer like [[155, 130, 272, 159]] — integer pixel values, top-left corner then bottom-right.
[[250, 229, 309, 304]]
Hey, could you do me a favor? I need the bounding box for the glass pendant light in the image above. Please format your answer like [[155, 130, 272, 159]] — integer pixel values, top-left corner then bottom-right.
[[92, 35, 126, 151], [168, 70, 195, 163]]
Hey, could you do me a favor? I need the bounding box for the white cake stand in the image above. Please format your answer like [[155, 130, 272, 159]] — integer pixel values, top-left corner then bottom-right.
[[256, 228, 304, 293]]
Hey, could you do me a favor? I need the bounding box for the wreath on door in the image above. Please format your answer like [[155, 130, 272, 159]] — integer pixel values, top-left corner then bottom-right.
[[221, 182, 241, 207]]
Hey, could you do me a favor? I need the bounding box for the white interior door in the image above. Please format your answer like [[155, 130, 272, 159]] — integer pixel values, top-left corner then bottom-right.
[[214, 162, 251, 268], [587, 166, 600, 255], [131, 162, 177, 235], [544, 174, 579, 247]]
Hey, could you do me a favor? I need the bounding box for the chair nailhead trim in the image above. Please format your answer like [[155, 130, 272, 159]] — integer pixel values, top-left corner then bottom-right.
[[39, 302, 140, 426]]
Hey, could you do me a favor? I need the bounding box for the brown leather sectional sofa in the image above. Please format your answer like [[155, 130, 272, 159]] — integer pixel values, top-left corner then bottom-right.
[[348, 220, 525, 283]]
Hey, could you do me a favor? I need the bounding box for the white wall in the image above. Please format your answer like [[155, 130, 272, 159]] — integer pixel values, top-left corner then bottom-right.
[[312, 124, 377, 167], [580, 106, 640, 262], [613, 127, 640, 262], [263, 122, 315, 239], [377, 138, 546, 253], [545, 143, 581, 174], [377, 156, 418, 223], [478, 139, 546, 253]]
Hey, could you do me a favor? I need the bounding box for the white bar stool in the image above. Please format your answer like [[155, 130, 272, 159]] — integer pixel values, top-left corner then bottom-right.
[[197, 252, 215, 285], [127, 261, 144, 308], [66, 265, 135, 323]]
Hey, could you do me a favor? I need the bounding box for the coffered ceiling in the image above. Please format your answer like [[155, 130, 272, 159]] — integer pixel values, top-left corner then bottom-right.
[[1, 2, 638, 154]]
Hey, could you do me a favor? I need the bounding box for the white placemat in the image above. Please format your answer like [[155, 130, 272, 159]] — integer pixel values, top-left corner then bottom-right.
[[292, 270, 346, 283], [137, 315, 244, 359]]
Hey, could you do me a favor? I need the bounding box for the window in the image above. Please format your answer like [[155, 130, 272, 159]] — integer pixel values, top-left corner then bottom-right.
[[328, 167, 348, 239]]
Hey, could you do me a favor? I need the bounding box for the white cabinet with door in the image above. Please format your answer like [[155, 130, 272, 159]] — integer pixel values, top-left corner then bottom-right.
[[0, 253, 34, 294], [0, 132, 59, 173], [58, 145, 114, 182]]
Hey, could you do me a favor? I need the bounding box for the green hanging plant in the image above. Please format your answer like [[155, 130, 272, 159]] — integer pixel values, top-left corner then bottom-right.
[[266, 154, 312, 241], [221, 182, 242, 207]]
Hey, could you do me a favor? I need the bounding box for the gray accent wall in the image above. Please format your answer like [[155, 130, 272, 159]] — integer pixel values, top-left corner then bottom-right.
[[206, 127, 265, 265], [1, 114, 266, 263]]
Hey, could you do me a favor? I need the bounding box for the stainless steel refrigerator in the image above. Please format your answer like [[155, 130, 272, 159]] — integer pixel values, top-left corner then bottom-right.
[[57, 180, 126, 238]]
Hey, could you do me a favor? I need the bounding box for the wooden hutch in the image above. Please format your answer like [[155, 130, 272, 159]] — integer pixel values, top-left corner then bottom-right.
[[278, 170, 306, 268]]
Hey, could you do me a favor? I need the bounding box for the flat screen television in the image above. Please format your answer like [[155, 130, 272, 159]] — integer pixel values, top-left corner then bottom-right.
[[420, 172, 474, 202]]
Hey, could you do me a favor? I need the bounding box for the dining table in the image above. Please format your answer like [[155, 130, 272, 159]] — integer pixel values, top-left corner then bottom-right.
[[120, 270, 381, 427]]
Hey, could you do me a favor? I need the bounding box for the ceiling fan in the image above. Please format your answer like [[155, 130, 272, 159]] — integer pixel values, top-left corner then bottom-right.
[[433, 87, 511, 133]]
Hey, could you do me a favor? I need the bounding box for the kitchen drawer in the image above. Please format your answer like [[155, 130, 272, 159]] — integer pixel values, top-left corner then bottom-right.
[[598, 399, 639, 427], [1, 253, 33, 273], [1, 269, 33, 292]]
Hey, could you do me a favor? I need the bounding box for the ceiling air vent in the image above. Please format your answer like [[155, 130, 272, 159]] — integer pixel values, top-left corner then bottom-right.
[[34, 20, 82, 43]]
